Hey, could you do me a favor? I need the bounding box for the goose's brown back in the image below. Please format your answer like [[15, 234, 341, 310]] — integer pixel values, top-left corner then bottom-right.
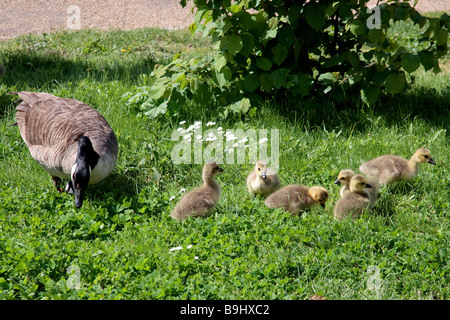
[[13, 91, 118, 179]]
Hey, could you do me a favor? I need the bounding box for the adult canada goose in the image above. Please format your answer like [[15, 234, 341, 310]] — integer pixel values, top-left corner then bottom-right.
[[264, 185, 328, 216], [171, 161, 223, 221], [333, 174, 373, 221], [335, 168, 379, 206], [359, 148, 436, 185], [246, 159, 280, 197], [10, 91, 118, 208]]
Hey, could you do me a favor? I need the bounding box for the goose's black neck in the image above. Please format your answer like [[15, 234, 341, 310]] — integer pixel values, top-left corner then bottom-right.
[[77, 136, 99, 169]]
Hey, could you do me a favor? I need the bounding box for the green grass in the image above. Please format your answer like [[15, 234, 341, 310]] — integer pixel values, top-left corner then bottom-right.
[[0, 21, 449, 300]]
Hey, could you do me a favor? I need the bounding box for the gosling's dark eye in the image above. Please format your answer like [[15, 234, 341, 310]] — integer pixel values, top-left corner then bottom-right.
[[424, 155, 429, 159], [258, 168, 261, 171]]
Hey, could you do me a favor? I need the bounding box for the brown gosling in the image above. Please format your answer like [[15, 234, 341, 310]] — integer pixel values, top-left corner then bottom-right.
[[335, 168, 379, 206], [170, 161, 223, 221], [246, 160, 280, 197], [359, 148, 436, 185], [333, 174, 374, 221], [264, 185, 329, 216]]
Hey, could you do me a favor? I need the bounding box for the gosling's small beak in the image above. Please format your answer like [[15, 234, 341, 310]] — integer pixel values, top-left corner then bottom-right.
[[366, 184, 373, 189], [320, 203, 325, 208], [219, 167, 224, 172], [428, 158, 436, 165], [261, 172, 267, 179], [334, 178, 341, 184]]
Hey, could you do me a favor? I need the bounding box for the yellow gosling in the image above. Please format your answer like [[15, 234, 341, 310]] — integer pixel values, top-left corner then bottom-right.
[[334, 169, 356, 196], [246, 160, 280, 197], [265, 185, 328, 216], [334, 174, 374, 221]]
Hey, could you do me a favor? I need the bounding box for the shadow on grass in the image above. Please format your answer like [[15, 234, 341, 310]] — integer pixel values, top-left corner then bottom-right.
[[0, 49, 155, 89], [1, 33, 449, 136], [267, 84, 450, 136]]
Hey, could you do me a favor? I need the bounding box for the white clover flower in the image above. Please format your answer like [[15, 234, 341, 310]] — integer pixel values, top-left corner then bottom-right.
[[179, 188, 186, 193], [179, 120, 186, 125], [169, 246, 183, 252], [206, 121, 216, 126], [217, 127, 223, 131], [259, 137, 269, 144], [194, 121, 202, 127], [226, 134, 237, 141], [177, 128, 185, 133], [238, 136, 248, 144], [194, 256, 199, 260], [169, 195, 176, 201], [186, 125, 196, 132], [196, 135, 203, 140], [187, 245, 193, 249], [205, 136, 217, 142], [233, 142, 239, 147]]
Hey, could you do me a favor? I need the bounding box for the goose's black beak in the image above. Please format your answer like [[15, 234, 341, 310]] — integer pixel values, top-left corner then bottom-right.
[[219, 167, 224, 172], [428, 158, 436, 165], [320, 203, 325, 208], [334, 178, 341, 184], [70, 161, 91, 209], [74, 186, 86, 209], [366, 184, 373, 189]]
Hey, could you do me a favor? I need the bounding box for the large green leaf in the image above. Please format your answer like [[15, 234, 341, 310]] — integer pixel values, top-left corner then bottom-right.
[[148, 84, 167, 100], [242, 73, 260, 92], [304, 3, 326, 31], [269, 68, 289, 89], [401, 53, 420, 73], [144, 101, 167, 118], [227, 35, 243, 55], [260, 72, 273, 92], [272, 44, 288, 66], [256, 56, 273, 71], [384, 72, 406, 94], [297, 73, 313, 97], [361, 86, 381, 105], [230, 98, 251, 114], [346, 18, 365, 36]]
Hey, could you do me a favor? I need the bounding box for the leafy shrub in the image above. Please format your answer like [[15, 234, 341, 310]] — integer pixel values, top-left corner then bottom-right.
[[124, 0, 449, 118]]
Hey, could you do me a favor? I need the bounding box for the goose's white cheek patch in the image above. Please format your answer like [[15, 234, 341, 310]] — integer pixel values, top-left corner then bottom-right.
[[71, 163, 77, 180]]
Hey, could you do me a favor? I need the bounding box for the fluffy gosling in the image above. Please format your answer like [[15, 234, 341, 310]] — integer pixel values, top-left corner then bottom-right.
[[334, 174, 373, 221], [334, 169, 356, 196], [335, 168, 379, 206], [170, 161, 223, 221], [246, 160, 280, 197], [359, 148, 436, 185], [264, 185, 329, 216]]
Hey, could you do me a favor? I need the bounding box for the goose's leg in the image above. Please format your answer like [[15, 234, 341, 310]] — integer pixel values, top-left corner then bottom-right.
[[52, 176, 63, 192]]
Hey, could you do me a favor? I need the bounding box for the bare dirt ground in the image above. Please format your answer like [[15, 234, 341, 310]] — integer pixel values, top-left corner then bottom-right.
[[0, 0, 449, 40]]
